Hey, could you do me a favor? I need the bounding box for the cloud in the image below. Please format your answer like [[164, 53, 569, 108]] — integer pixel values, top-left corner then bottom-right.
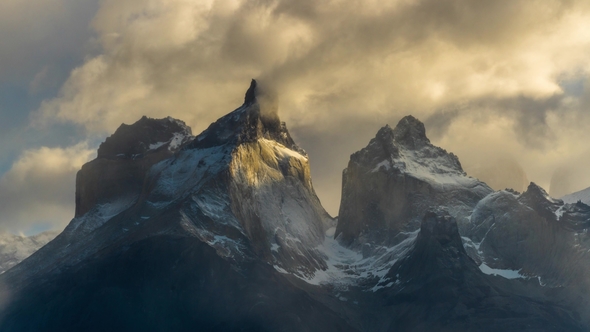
[[0, 0, 98, 84], [0, 143, 95, 233], [26, 0, 590, 215]]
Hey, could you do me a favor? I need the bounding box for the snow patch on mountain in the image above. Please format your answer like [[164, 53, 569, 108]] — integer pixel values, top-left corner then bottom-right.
[[146, 146, 230, 206], [478, 263, 526, 280], [274, 228, 418, 290], [389, 148, 486, 191], [149, 130, 192, 151], [260, 138, 307, 160], [562, 186, 590, 205], [67, 195, 138, 235]]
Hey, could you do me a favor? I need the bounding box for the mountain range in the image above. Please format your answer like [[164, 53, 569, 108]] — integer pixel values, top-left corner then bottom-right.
[[0, 230, 58, 274], [0, 80, 589, 331]]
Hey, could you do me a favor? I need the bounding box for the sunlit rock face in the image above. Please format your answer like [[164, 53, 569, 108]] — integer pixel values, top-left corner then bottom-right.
[[141, 79, 332, 276], [335, 115, 492, 247]]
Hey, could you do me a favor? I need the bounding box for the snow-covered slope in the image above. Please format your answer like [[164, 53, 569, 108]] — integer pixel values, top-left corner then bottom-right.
[[0, 231, 58, 274], [563, 186, 590, 205]]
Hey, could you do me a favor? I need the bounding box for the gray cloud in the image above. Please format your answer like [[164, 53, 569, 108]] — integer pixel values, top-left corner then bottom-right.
[[424, 109, 461, 140], [0, 0, 98, 84]]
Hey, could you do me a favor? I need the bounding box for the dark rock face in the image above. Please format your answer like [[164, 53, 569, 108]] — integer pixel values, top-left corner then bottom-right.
[[469, 183, 590, 288], [0, 235, 357, 332], [97, 116, 191, 158], [75, 116, 192, 217], [244, 78, 257, 105], [380, 210, 584, 332], [335, 116, 492, 247], [391, 115, 429, 150]]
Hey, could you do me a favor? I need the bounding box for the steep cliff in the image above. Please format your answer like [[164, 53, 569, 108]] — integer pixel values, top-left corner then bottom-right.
[[335, 116, 492, 247]]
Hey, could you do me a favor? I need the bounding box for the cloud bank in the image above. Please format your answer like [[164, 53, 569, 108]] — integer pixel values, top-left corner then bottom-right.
[[3, 0, 590, 226]]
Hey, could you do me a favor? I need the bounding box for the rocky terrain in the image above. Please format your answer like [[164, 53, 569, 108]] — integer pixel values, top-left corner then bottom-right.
[[0, 80, 589, 331]]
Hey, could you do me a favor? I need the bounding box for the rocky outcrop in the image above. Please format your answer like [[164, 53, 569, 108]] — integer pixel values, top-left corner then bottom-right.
[[335, 116, 492, 247], [469, 183, 590, 287], [75, 116, 192, 218], [379, 210, 583, 331]]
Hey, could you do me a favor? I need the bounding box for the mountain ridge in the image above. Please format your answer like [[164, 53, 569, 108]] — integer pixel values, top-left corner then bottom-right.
[[0, 81, 589, 331]]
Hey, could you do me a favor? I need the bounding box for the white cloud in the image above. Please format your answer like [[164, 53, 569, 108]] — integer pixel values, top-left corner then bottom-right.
[[0, 143, 95, 233]]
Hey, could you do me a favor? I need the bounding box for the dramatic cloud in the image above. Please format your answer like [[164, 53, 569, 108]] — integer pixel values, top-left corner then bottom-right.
[[0, 143, 94, 233], [19, 0, 590, 216]]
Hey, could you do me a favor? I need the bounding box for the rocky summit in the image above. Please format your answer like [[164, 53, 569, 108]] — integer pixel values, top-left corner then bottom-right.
[[0, 81, 589, 331], [335, 115, 492, 248]]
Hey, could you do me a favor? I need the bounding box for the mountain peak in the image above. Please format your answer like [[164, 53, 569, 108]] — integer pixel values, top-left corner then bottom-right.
[[97, 116, 192, 158], [392, 115, 429, 149], [518, 182, 563, 222], [189, 80, 305, 155], [525, 182, 548, 195], [521, 182, 560, 204], [244, 79, 257, 105]]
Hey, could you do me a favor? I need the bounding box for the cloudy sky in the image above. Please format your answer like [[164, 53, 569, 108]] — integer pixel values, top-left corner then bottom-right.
[[2, 0, 590, 234]]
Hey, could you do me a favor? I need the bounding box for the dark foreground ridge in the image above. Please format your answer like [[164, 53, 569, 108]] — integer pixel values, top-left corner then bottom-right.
[[380, 210, 583, 331]]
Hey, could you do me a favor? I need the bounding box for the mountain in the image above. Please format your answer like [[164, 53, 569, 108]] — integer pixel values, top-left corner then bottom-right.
[[335, 116, 492, 248], [467, 183, 590, 287], [0, 80, 350, 332], [563, 186, 590, 205], [0, 81, 589, 331], [379, 209, 582, 331], [0, 230, 58, 274]]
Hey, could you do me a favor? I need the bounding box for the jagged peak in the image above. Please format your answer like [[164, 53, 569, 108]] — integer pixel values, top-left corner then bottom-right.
[[370, 116, 430, 153], [351, 115, 466, 179], [392, 115, 430, 149], [244, 79, 257, 105], [519, 182, 564, 221], [188, 80, 305, 156], [97, 116, 192, 158], [521, 182, 561, 204]]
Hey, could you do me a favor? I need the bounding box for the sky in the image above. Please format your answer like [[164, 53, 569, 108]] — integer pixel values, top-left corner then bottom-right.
[[2, 0, 590, 234]]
